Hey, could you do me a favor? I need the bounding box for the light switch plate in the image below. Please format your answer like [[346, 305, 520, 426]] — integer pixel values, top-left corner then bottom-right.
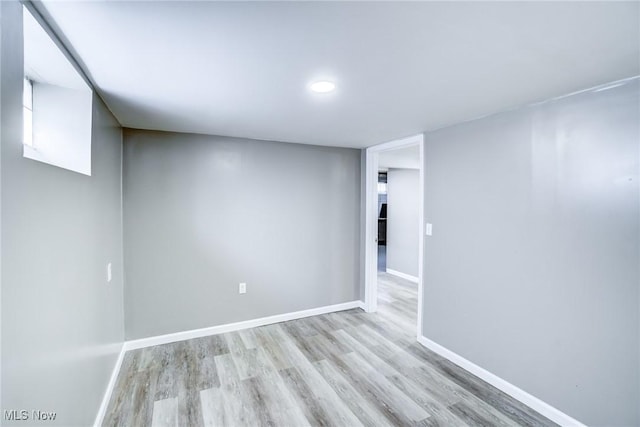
[[107, 263, 112, 282], [426, 223, 433, 236], [239, 282, 247, 294]]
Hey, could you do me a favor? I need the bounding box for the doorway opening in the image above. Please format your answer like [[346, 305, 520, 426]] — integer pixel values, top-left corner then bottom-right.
[[377, 171, 388, 272], [364, 134, 424, 339]]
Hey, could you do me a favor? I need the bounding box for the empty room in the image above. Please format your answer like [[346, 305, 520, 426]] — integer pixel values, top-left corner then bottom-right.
[[1, 1, 639, 426]]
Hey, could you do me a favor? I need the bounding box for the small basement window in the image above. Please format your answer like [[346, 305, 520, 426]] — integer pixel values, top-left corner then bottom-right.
[[23, 5, 92, 176]]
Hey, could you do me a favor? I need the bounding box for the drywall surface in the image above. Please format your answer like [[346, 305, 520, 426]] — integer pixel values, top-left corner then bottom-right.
[[422, 78, 639, 426], [123, 129, 361, 339], [1, 2, 124, 425], [386, 168, 419, 277]]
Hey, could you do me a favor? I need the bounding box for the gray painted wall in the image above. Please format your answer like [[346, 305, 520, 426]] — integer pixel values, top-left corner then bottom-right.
[[1, 2, 125, 425], [422, 79, 639, 426], [123, 129, 361, 340], [387, 168, 420, 278]]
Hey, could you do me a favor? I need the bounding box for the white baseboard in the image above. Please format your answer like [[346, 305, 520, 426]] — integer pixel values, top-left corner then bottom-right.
[[124, 300, 362, 351], [386, 268, 419, 283], [417, 336, 586, 427], [357, 301, 366, 310], [94, 344, 126, 427]]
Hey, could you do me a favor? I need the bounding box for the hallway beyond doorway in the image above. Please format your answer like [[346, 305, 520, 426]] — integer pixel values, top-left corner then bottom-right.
[[377, 245, 386, 272], [377, 272, 417, 334]]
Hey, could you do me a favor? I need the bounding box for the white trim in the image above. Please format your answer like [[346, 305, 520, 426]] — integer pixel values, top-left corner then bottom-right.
[[364, 148, 379, 313], [364, 133, 425, 338], [369, 134, 424, 153], [416, 139, 424, 338], [124, 301, 362, 351], [386, 268, 419, 283], [417, 336, 587, 427], [94, 344, 126, 427]]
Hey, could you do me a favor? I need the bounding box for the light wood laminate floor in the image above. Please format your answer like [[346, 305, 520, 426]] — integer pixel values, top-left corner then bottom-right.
[[104, 273, 557, 427]]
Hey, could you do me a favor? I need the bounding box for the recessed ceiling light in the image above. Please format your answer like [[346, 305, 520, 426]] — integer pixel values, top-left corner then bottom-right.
[[310, 81, 336, 93]]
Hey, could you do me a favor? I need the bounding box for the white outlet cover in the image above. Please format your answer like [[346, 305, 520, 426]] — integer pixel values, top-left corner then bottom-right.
[[107, 263, 112, 282], [239, 282, 247, 294], [426, 223, 433, 236]]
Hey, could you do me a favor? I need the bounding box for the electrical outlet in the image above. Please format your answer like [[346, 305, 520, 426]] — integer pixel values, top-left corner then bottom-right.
[[239, 282, 247, 294], [107, 262, 112, 283], [426, 223, 433, 236]]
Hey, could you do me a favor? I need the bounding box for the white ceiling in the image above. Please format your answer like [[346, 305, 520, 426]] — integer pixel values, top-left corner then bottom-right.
[[379, 145, 420, 170], [38, 1, 639, 149]]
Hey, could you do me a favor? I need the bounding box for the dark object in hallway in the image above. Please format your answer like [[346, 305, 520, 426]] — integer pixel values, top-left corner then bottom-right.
[[378, 203, 387, 245]]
